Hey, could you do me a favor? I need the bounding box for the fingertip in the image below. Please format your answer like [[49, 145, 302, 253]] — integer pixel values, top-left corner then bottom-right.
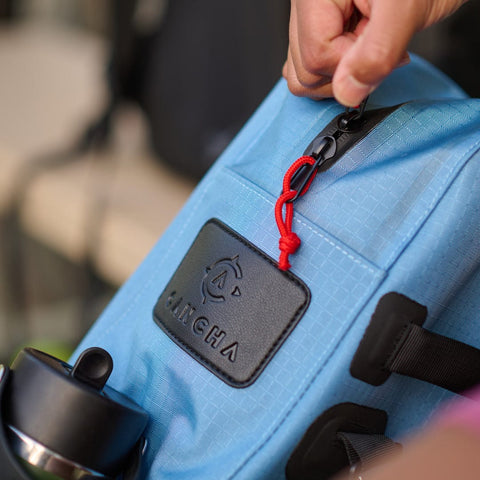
[[397, 52, 411, 68], [333, 72, 378, 107]]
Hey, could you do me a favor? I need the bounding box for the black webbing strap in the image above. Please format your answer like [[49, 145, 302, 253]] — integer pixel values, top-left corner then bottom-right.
[[387, 323, 480, 394], [336, 432, 400, 467], [286, 403, 391, 480], [351, 293, 480, 394]]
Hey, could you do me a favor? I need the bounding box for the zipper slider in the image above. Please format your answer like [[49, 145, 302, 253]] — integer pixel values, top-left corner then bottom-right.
[[288, 136, 337, 203], [337, 96, 369, 132]]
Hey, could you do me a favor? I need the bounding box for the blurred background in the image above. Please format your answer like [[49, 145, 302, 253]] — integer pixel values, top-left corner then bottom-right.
[[0, 0, 478, 364]]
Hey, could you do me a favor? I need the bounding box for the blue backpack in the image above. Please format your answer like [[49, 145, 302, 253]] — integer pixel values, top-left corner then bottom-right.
[[75, 55, 480, 480]]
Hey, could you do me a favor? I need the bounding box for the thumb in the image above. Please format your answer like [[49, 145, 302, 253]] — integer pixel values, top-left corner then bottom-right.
[[333, 0, 420, 106]]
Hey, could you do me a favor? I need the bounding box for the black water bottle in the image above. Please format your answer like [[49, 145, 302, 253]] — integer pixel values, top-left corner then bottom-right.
[[0, 347, 148, 480]]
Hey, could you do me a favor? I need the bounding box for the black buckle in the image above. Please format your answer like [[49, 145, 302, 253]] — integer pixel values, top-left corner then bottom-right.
[[286, 403, 389, 480], [351, 292, 480, 394]]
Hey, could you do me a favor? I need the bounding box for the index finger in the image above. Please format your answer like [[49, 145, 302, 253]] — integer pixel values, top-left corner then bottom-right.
[[294, 0, 356, 77]]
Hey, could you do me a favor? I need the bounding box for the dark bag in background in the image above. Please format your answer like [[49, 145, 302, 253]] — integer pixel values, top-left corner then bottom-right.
[[109, 0, 289, 179]]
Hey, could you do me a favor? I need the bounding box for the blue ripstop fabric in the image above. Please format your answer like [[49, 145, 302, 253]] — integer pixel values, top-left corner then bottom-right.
[[74, 55, 480, 480]]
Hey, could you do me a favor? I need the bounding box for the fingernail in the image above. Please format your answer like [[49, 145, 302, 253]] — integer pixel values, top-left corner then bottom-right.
[[334, 74, 378, 107], [397, 56, 411, 69]]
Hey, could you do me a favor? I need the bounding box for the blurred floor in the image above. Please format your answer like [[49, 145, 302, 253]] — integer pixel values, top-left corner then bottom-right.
[[0, 20, 194, 361]]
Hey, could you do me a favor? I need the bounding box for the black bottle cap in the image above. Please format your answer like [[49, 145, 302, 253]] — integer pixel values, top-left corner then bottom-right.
[[0, 366, 33, 479], [4, 347, 148, 477]]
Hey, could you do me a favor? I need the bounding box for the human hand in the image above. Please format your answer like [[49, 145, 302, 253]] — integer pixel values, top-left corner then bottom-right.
[[283, 0, 467, 106]]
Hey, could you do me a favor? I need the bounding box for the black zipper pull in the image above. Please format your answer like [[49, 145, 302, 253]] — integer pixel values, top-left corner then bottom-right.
[[337, 96, 369, 132], [289, 136, 337, 202]]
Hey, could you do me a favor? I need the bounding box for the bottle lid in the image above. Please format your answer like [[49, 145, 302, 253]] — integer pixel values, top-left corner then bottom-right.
[[4, 348, 148, 478]]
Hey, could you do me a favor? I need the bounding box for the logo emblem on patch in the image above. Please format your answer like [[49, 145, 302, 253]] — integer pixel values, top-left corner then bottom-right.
[[153, 219, 310, 388], [202, 256, 242, 303]]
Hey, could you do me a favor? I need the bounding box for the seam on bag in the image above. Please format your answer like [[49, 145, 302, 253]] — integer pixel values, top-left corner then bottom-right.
[[225, 169, 378, 275], [231, 103, 411, 199], [384, 138, 480, 266], [227, 108, 328, 171]]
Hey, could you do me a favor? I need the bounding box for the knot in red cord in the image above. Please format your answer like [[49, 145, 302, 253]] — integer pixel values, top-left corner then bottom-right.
[[278, 232, 301, 271], [279, 231, 301, 254], [275, 155, 316, 271]]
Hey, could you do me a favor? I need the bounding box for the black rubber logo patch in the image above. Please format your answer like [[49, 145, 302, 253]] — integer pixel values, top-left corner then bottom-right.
[[153, 219, 310, 388]]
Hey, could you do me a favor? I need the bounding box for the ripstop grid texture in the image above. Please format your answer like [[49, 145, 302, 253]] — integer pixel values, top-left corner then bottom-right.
[[74, 64, 479, 479]]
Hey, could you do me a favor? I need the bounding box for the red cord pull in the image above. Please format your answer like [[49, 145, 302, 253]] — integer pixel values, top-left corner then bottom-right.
[[275, 100, 369, 271], [275, 155, 316, 271]]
